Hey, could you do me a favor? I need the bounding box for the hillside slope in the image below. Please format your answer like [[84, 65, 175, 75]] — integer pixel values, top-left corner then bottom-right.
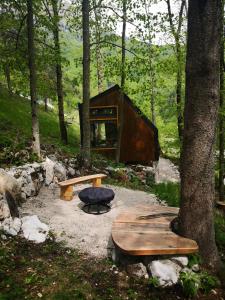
[[0, 87, 80, 165]]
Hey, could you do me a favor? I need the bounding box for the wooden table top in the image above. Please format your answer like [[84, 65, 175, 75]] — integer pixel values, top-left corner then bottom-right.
[[112, 205, 198, 256]]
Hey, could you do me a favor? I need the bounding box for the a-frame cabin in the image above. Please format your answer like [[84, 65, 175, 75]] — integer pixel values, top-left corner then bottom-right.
[[79, 85, 160, 166]]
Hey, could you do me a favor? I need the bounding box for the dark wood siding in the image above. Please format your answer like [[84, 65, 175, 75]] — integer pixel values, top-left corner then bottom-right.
[[120, 98, 155, 165], [79, 85, 159, 164]]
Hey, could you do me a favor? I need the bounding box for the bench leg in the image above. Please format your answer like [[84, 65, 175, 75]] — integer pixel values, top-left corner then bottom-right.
[[60, 185, 73, 201], [92, 178, 102, 187]]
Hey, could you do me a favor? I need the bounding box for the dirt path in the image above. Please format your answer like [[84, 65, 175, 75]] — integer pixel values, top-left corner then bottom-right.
[[21, 184, 160, 258]]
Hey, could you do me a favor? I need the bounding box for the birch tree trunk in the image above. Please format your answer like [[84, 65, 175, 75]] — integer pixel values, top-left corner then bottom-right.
[[179, 0, 221, 270], [27, 0, 41, 158]]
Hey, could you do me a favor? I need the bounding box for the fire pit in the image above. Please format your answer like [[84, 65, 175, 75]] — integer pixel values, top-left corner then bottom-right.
[[78, 187, 115, 214]]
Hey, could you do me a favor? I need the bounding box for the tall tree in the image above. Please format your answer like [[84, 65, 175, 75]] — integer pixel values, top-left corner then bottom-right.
[[218, 0, 224, 202], [92, 0, 104, 93], [51, 0, 68, 144], [27, 0, 41, 158], [116, 0, 127, 163], [82, 0, 91, 166], [121, 0, 126, 89], [179, 0, 221, 270], [166, 0, 185, 142]]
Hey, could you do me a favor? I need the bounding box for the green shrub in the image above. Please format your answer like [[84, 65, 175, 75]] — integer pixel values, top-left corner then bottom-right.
[[215, 213, 225, 250], [152, 182, 180, 207], [187, 254, 202, 268], [180, 271, 219, 298], [200, 272, 219, 294], [180, 271, 201, 298], [149, 276, 160, 288]]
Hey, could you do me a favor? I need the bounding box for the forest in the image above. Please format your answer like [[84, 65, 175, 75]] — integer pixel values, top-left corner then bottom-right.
[[0, 0, 225, 299]]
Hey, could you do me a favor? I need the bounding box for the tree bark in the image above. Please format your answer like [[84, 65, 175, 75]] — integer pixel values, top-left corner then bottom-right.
[[44, 97, 48, 112], [82, 0, 91, 166], [121, 0, 126, 89], [179, 0, 221, 270], [116, 0, 127, 163], [219, 0, 224, 202], [51, 0, 68, 145], [27, 0, 41, 158], [93, 1, 104, 93]]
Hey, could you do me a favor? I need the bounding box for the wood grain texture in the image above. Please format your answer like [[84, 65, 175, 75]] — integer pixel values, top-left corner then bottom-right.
[[58, 174, 106, 187], [60, 185, 73, 201], [112, 205, 198, 256]]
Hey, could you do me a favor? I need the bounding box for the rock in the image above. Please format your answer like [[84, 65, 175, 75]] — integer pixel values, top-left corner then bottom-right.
[[22, 181, 36, 197], [0, 200, 10, 220], [149, 259, 182, 287], [21, 215, 49, 243], [126, 263, 149, 279], [171, 256, 188, 267], [0, 169, 21, 201], [54, 162, 66, 181], [1, 217, 21, 236], [191, 264, 200, 272], [67, 167, 75, 177], [42, 157, 55, 185]]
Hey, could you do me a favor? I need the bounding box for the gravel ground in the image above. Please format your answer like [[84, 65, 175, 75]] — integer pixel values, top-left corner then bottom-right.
[[21, 184, 160, 258]]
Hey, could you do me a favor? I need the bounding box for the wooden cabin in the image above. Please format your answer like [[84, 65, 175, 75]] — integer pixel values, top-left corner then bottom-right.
[[78, 85, 160, 165]]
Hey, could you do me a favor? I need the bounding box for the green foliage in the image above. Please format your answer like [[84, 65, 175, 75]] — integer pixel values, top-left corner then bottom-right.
[[180, 271, 219, 298], [0, 87, 79, 166], [200, 272, 219, 294], [187, 254, 202, 268], [215, 213, 225, 251], [149, 276, 160, 288], [151, 182, 180, 207], [180, 271, 201, 298]]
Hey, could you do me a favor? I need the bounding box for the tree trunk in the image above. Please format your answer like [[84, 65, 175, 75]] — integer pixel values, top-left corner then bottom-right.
[[179, 0, 221, 270], [219, 0, 224, 202], [51, 0, 68, 145], [27, 0, 41, 158], [4, 63, 12, 94], [44, 97, 48, 112], [82, 0, 91, 166], [93, 2, 104, 93], [116, 0, 127, 163], [121, 0, 126, 89]]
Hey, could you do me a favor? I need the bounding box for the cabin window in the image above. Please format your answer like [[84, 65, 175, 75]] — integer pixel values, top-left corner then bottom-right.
[[90, 106, 118, 149]]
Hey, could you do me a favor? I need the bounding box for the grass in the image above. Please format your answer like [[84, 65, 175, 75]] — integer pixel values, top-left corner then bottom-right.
[[0, 87, 80, 166], [0, 237, 224, 300]]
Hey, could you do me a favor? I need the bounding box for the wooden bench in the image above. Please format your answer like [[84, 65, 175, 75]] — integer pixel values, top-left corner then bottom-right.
[[58, 174, 107, 201], [112, 205, 198, 256]]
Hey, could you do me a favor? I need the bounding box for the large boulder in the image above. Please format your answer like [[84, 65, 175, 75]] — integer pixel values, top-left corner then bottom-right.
[[0, 217, 21, 236], [0, 169, 21, 200], [42, 157, 55, 185], [21, 215, 49, 243], [0, 199, 10, 220], [54, 162, 67, 182], [149, 259, 185, 287]]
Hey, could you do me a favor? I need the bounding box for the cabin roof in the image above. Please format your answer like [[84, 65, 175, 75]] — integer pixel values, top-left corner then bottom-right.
[[90, 84, 158, 135]]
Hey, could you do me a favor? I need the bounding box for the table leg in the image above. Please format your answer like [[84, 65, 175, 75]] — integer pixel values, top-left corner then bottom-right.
[[60, 185, 73, 201], [92, 178, 102, 187]]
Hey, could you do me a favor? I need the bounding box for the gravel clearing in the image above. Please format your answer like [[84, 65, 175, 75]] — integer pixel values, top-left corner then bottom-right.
[[21, 184, 160, 258]]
